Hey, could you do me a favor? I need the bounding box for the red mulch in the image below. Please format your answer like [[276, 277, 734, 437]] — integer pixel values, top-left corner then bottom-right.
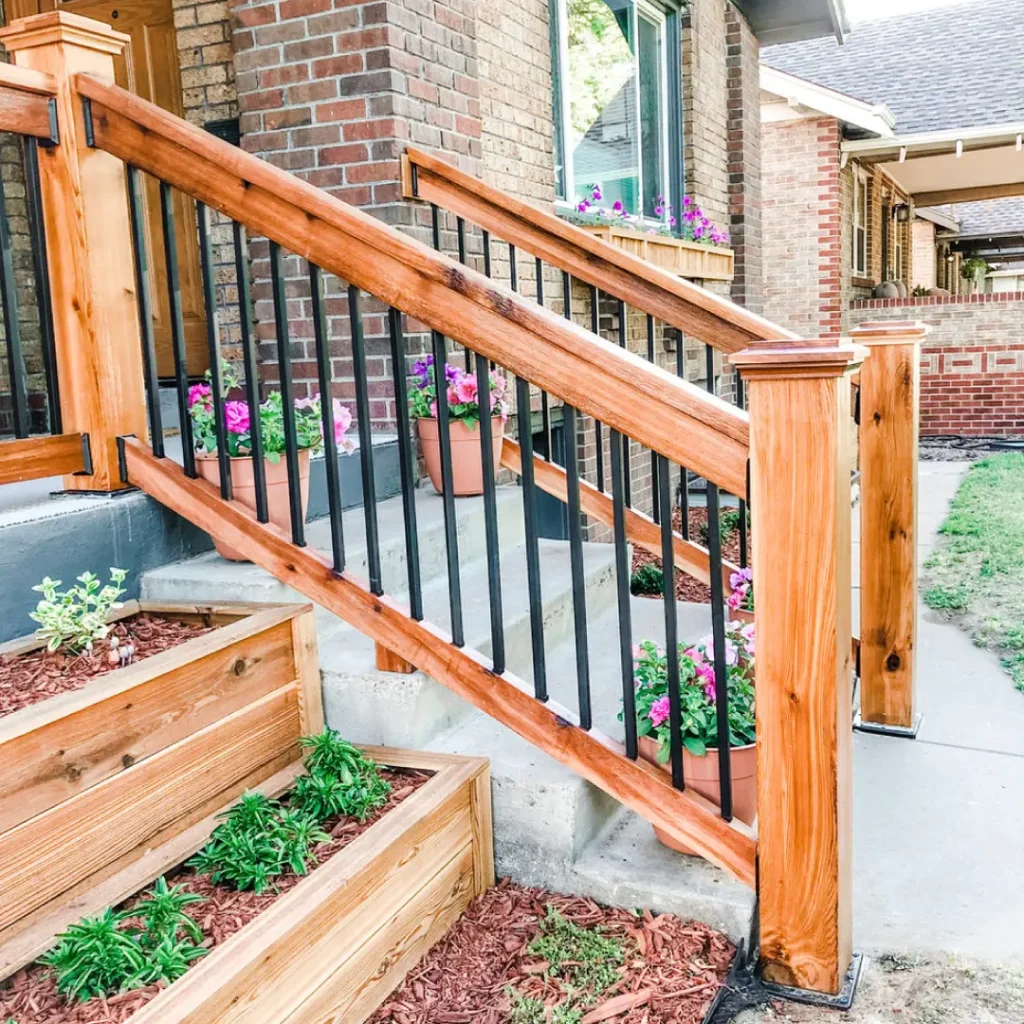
[[0, 614, 212, 720], [632, 508, 744, 604], [0, 767, 431, 1024], [368, 878, 736, 1024]]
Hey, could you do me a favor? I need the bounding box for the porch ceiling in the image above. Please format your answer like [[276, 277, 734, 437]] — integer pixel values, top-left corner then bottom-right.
[[842, 123, 1024, 206], [732, 0, 847, 44]]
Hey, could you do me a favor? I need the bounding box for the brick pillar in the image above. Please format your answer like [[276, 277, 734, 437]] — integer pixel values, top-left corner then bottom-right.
[[227, 0, 483, 428], [725, 3, 762, 314]]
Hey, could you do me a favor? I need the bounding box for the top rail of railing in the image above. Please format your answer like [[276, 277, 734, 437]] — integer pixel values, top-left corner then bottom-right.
[[401, 147, 800, 356], [75, 72, 750, 497]]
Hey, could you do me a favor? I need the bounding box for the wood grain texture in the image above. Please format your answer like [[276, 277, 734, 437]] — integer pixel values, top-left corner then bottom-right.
[[122, 439, 757, 886], [737, 353, 858, 995], [0, 761, 306, 980], [0, 81, 53, 136], [375, 642, 417, 674], [468, 766, 495, 896], [402, 148, 796, 353], [0, 432, 86, 483], [0, 685, 300, 932], [75, 76, 749, 495], [0, 13, 147, 491], [126, 761, 482, 1024], [851, 323, 922, 727], [913, 181, 1024, 206], [0, 610, 300, 833], [500, 437, 745, 574], [291, 608, 325, 735], [0, 61, 56, 94]]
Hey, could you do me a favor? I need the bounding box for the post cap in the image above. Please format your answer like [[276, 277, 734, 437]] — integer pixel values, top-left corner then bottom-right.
[[0, 11, 130, 55], [730, 341, 868, 380]]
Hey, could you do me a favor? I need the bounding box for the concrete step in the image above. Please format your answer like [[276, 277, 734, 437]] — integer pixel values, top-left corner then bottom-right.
[[317, 535, 619, 747], [427, 593, 754, 941]]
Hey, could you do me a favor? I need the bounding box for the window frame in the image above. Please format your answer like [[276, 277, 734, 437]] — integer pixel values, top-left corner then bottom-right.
[[852, 165, 869, 278], [550, 0, 685, 234]]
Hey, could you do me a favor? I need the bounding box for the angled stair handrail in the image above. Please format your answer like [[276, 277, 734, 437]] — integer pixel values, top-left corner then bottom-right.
[[402, 146, 799, 355]]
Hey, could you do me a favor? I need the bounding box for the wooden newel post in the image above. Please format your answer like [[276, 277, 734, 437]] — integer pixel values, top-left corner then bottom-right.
[[730, 341, 866, 997], [0, 12, 146, 491], [849, 321, 925, 735]]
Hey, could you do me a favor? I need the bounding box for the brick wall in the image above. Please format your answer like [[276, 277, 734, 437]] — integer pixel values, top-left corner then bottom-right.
[[912, 219, 935, 291], [724, 4, 761, 313], [849, 295, 1024, 436], [762, 115, 842, 339]]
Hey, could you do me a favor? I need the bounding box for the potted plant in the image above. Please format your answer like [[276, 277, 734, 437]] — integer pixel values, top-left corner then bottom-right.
[[189, 365, 355, 561], [626, 621, 756, 855], [407, 355, 509, 497]]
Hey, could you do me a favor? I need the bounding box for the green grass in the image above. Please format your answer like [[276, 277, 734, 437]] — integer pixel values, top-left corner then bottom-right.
[[923, 455, 1024, 690]]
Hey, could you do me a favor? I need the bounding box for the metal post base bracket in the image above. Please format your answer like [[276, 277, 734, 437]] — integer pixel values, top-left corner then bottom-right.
[[760, 953, 865, 1011], [854, 713, 922, 739]]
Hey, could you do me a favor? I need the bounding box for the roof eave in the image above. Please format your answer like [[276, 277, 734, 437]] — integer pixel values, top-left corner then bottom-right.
[[734, 0, 848, 45]]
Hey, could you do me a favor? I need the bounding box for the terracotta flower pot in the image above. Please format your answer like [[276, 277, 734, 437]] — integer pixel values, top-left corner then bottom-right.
[[638, 734, 756, 855], [417, 416, 504, 497], [196, 449, 311, 561]]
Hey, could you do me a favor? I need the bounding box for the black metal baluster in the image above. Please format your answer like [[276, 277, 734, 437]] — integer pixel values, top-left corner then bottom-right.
[[432, 328, 464, 645], [706, 483, 733, 820], [736, 374, 749, 568], [349, 285, 382, 593], [126, 167, 163, 456], [126, 168, 163, 456], [535, 263, 552, 459], [232, 221, 267, 517], [310, 265, 345, 573], [563, 404, 592, 729], [589, 285, 604, 491], [509, 243, 517, 291], [679, 466, 690, 539], [389, 307, 423, 620], [269, 240, 303, 540], [676, 329, 684, 378], [456, 217, 472, 372], [705, 343, 715, 396], [475, 352, 505, 673], [0, 166, 28, 438], [482, 229, 492, 277], [617, 298, 631, 507], [659, 456, 684, 789], [159, 183, 193, 475], [611, 430, 636, 758], [516, 374, 547, 699], [23, 139, 59, 434], [647, 314, 659, 524]]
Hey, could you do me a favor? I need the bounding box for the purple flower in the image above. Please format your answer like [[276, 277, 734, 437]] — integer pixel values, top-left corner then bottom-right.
[[612, 200, 623, 213], [577, 199, 591, 213], [224, 400, 250, 435], [591, 185, 603, 201]]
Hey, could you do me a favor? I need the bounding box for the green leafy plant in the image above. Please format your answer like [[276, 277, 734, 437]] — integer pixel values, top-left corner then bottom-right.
[[629, 563, 664, 596], [187, 793, 328, 894], [960, 256, 991, 281], [912, 284, 932, 297], [40, 909, 149, 1003], [30, 568, 128, 653], [291, 729, 392, 822], [132, 876, 204, 948], [527, 907, 626, 1007], [508, 990, 582, 1024]]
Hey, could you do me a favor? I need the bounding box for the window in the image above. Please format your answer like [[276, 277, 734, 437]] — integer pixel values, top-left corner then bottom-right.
[[852, 167, 869, 277], [551, 0, 682, 224]]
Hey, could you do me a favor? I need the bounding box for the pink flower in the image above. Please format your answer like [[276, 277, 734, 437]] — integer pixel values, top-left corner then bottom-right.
[[188, 383, 212, 409], [333, 400, 355, 453], [455, 375, 478, 404], [224, 400, 250, 435], [740, 622, 756, 656], [294, 395, 317, 410], [429, 400, 438, 418], [727, 589, 744, 611], [649, 696, 671, 728]]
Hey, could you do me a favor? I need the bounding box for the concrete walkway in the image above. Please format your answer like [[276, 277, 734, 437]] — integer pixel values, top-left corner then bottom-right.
[[853, 461, 1024, 961]]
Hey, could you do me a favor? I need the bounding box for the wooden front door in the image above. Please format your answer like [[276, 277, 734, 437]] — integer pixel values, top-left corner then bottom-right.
[[37, 0, 210, 377]]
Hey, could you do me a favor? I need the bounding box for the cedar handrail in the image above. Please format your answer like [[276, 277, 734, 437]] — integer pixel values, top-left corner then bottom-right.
[[401, 147, 800, 355], [75, 73, 750, 498], [0, 65, 58, 141], [0, 434, 89, 485]]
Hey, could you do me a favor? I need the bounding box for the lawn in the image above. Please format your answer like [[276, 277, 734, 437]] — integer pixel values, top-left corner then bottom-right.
[[923, 454, 1024, 690]]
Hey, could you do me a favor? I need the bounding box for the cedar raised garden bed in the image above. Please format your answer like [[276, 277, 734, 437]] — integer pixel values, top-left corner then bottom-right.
[[0, 600, 322, 951], [0, 747, 492, 1024]]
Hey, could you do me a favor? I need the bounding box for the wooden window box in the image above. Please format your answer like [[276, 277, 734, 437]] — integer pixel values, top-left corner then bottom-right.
[[579, 224, 735, 282], [0, 748, 491, 1024], [0, 600, 322, 942]]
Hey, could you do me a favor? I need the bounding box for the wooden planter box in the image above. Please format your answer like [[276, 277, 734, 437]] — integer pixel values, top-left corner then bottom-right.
[[0, 600, 322, 953], [1, 748, 492, 1024], [581, 224, 735, 281]]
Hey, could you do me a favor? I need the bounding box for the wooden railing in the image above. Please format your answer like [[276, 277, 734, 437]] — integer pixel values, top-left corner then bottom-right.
[[0, 10, 924, 1001]]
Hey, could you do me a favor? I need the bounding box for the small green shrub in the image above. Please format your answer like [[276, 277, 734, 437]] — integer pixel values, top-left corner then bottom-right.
[[508, 991, 582, 1024], [132, 876, 204, 948], [924, 583, 970, 611], [291, 729, 392, 822], [629, 563, 664, 596], [527, 907, 626, 1006], [30, 568, 128, 653]]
